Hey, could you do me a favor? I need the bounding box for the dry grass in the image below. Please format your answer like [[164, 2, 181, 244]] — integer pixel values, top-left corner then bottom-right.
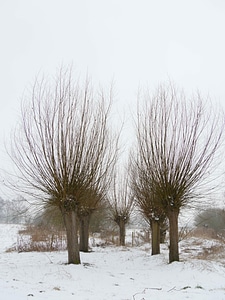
[[195, 244, 225, 260], [180, 227, 225, 261], [189, 227, 218, 239], [7, 225, 67, 252]]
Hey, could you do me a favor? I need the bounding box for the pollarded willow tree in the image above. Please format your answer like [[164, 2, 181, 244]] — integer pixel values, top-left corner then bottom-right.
[[131, 165, 167, 255], [10, 67, 118, 264], [135, 83, 224, 263], [78, 187, 104, 252], [108, 167, 134, 246]]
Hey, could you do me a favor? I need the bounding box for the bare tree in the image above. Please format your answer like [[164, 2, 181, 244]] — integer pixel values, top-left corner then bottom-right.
[[78, 187, 104, 252], [108, 167, 134, 246], [135, 83, 224, 263], [131, 165, 167, 255], [10, 67, 118, 264]]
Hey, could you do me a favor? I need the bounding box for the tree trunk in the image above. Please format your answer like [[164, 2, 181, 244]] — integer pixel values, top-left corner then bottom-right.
[[119, 219, 126, 246], [168, 210, 179, 263], [160, 226, 167, 243], [79, 213, 91, 252], [63, 210, 81, 264], [151, 220, 160, 255]]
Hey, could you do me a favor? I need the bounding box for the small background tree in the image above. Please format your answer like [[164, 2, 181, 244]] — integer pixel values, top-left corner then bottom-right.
[[108, 167, 134, 246], [78, 188, 105, 252], [131, 166, 167, 254]]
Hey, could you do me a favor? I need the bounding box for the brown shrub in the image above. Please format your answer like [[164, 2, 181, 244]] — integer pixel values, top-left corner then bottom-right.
[[11, 225, 67, 252]]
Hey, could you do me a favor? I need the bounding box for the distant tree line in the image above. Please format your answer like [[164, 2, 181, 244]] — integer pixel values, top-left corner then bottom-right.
[[195, 208, 225, 234], [0, 197, 29, 224]]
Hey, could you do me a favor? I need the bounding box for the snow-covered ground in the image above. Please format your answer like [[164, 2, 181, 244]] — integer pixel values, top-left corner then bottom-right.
[[0, 224, 225, 300]]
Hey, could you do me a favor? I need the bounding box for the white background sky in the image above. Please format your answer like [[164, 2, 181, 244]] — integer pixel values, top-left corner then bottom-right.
[[1, 0, 225, 198]]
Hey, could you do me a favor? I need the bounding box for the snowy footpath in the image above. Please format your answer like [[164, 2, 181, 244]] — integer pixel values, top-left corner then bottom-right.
[[0, 224, 225, 300]]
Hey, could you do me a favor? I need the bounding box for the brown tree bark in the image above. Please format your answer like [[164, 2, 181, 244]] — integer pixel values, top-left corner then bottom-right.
[[113, 216, 128, 246], [63, 210, 81, 264], [118, 218, 126, 246], [151, 220, 160, 255], [160, 219, 168, 243], [168, 210, 179, 263], [160, 227, 166, 244], [79, 213, 91, 252]]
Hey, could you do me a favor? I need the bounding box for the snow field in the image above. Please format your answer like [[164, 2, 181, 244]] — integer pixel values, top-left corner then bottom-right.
[[0, 224, 225, 300]]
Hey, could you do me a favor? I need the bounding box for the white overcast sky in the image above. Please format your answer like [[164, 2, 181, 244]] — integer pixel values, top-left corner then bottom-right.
[[1, 0, 225, 197]]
